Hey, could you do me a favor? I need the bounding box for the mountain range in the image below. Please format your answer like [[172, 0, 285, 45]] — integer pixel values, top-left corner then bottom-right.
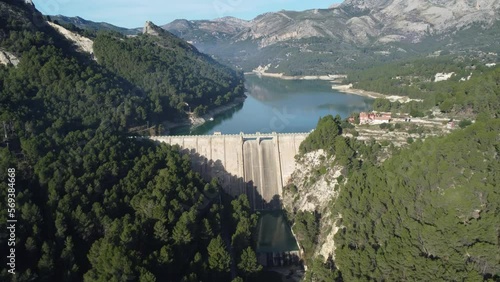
[[166, 0, 500, 46], [52, 0, 500, 74]]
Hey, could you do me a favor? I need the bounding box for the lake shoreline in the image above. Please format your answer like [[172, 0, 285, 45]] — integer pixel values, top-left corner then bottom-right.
[[331, 84, 423, 103], [163, 76, 375, 135], [245, 71, 346, 82], [245, 72, 419, 103], [245, 72, 419, 104], [162, 96, 246, 134], [245, 72, 417, 103], [331, 84, 385, 99]]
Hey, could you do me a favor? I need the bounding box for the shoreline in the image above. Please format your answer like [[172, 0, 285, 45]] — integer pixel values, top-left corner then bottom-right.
[[246, 71, 422, 104], [245, 71, 346, 82], [331, 84, 385, 99], [331, 84, 423, 103], [162, 96, 246, 134]]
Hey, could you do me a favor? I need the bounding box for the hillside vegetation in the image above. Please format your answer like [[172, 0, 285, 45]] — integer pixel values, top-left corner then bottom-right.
[[334, 118, 500, 281], [347, 56, 500, 117], [285, 46, 500, 281], [288, 51, 500, 281], [288, 112, 500, 281], [0, 2, 258, 281], [93, 25, 244, 120]]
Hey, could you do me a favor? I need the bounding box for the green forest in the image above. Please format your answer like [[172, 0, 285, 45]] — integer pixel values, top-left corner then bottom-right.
[[334, 118, 500, 281], [0, 1, 258, 281], [291, 114, 500, 281], [294, 56, 500, 280], [1, 1, 500, 281], [92, 27, 245, 120], [346, 56, 500, 117]]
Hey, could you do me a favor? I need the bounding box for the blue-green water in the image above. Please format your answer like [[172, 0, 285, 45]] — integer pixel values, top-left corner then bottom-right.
[[171, 75, 373, 135], [256, 211, 299, 253]]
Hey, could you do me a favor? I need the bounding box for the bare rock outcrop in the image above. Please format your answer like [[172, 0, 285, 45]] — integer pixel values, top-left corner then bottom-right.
[[143, 21, 164, 36], [0, 50, 20, 66], [47, 21, 94, 55], [282, 150, 343, 261]]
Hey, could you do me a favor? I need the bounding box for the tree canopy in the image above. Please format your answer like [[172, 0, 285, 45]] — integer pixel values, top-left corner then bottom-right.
[[93, 29, 245, 120], [334, 119, 500, 281], [0, 2, 256, 281]]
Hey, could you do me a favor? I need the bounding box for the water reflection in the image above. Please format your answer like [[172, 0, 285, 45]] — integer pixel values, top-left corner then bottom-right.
[[171, 75, 373, 135]]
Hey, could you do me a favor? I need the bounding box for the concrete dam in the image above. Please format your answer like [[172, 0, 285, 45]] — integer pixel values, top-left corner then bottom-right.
[[150, 132, 308, 210]]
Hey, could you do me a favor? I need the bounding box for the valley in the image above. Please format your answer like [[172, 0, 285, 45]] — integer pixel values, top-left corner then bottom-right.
[[1, 0, 499, 281]]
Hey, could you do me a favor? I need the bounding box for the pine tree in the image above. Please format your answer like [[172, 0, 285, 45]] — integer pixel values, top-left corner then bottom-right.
[[237, 247, 262, 278], [207, 235, 231, 273]]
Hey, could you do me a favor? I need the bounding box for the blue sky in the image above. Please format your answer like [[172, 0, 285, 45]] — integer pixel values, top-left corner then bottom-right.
[[33, 0, 342, 28]]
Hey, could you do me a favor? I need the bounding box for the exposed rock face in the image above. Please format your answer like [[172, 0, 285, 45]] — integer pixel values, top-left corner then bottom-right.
[[238, 10, 352, 47], [142, 20, 197, 52], [339, 0, 500, 43], [47, 21, 94, 55], [143, 21, 162, 36], [282, 150, 343, 261], [165, 0, 500, 47], [283, 150, 341, 212], [159, 0, 500, 74], [164, 17, 251, 33], [0, 50, 20, 66]]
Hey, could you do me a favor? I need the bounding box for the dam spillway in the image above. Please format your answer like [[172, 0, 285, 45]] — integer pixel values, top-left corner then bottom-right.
[[149, 132, 308, 210]]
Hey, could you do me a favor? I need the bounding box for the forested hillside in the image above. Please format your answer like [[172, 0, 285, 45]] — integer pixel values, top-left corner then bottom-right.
[[290, 53, 500, 281], [288, 114, 500, 281], [346, 56, 500, 117], [93, 24, 245, 120], [50, 15, 140, 36], [334, 118, 500, 281], [287, 59, 500, 280], [0, 1, 258, 281]]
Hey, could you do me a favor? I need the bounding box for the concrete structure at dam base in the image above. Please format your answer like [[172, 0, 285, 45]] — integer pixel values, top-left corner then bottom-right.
[[149, 132, 309, 210]]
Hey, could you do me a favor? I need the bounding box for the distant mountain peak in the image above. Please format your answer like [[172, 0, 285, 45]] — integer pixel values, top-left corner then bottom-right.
[[213, 16, 250, 24], [339, 0, 499, 10], [143, 21, 163, 36], [339, 0, 388, 10]]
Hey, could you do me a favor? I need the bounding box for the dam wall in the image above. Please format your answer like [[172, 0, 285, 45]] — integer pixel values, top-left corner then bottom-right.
[[149, 132, 308, 210]]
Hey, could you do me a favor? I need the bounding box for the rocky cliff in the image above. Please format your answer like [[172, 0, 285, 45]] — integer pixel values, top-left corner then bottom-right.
[[47, 21, 94, 55], [339, 0, 500, 43], [143, 20, 162, 36], [282, 150, 343, 262], [165, 0, 500, 47]]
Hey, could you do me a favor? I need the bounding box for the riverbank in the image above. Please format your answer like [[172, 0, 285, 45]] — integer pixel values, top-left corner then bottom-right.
[[332, 84, 423, 103], [162, 96, 246, 134], [245, 71, 346, 82]]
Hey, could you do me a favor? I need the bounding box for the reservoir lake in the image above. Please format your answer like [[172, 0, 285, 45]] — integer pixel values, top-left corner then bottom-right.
[[171, 75, 373, 135]]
